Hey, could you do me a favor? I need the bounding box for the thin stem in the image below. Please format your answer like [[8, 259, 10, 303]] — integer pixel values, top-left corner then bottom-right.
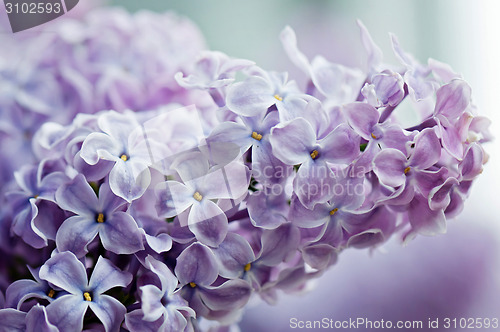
[[379, 83, 409, 123]]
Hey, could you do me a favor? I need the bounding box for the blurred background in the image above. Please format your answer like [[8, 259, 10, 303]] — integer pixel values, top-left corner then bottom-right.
[[112, 0, 500, 331]]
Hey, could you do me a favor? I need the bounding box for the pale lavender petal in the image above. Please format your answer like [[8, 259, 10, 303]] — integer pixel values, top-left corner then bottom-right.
[[247, 191, 287, 229], [289, 195, 330, 229], [259, 223, 300, 266], [319, 123, 360, 164], [125, 309, 164, 332], [89, 294, 126, 332], [459, 143, 484, 180], [46, 295, 87, 332], [0, 308, 26, 331], [144, 233, 173, 254], [372, 149, 407, 187], [408, 194, 446, 236], [346, 229, 385, 249], [438, 119, 464, 160], [212, 233, 255, 279], [55, 216, 100, 258], [6, 279, 47, 310], [342, 102, 379, 140], [188, 200, 228, 247], [252, 139, 292, 187], [80, 132, 121, 165], [226, 76, 276, 117], [100, 212, 144, 255], [409, 128, 441, 170], [155, 181, 194, 218], [139, 285, 165, 322], [88, 256, 132, 294], [294, 160, 335, 209], [429, 177, 459, 211], [26, 304, 59, 332], [39, 252, 87, 295], [55, 174, 97, 217], [302, 244, 337, 270], [280, 26, 311, 74], [171, 151, 209, 183], [434, 79, 471, 119], [199, 279, 252, 311], [206, 122, 253, 153], [203, 161, 250, 200], [357, 20, 383, 69], [145, 255, 178, 296], [414, 167, 448, 197], [97, 182, 127, 214], [109, 159, 151, 202], [269, 117, 316, 165], [175, 242, 219, 286]]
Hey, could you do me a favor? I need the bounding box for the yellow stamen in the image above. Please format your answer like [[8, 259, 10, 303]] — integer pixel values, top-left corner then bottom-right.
[[404, 167, 411, 175], [47, 289, 55, 298], [251, 131, 263, 141], [83, 292, 92, 302], [189, 282, 197, 288], [193, 192, 203, 201], [274, 94, 283, 101], [371, 133, 377, 139], [33, 195, 39, 199], [120, 154, 128, 161], [329, 208, 339, 216], [310, 150, 319, 160], [97, 213, 105, 223], [244, 263, 251, 272]]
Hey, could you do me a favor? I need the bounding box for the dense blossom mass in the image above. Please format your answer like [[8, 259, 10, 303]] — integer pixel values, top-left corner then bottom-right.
[[0, 6, 492, 332]]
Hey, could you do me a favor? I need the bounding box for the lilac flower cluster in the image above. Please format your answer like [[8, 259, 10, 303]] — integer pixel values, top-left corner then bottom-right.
[[0, 7, 492, 331]]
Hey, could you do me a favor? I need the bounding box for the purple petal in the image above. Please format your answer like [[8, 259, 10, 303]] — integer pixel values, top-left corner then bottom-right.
[[247, 190, 287, 229], [46, 295, 87, 332], [212, 233, 255, 279], [302, 244, 337, 270], [175, 242, 218, 286], [372, 149, 407, 187], [342, 102, 379, 140], [199, 279, 252, 311], [97, 182, 127, 214], [407, 194, 446, 236], [145, 256, 178, 296], [6, 279, 47, 310], [100, 212, 144, 255], [80, 132, 121, 165], [144, 233, 173, 254], [252, 138, 292, 187], [413, 167, 448, 197], [12, 200, 48, 248], [269, 117, 316, 165], [89, 294, 126, 332], [289, 195, 330, 228], [0, 308, 26, 331], [346, 229, 385, 249], [226, 76, 275, 117], [319, 123, 360, 164], [437, 119, 464, 160], [188, 200, 228, 247], [55, 174, 97, 217], [409, 128, 441, 170], [89, 256, 132, 294], [125, 309, 164, 332], [139, 285, 165, 322], [258, 223, 300, 266], [109, 159, 151, 203], [206, 121, 253, 153], [171, 151, 210, 183], [459, 143, 484, 180], [203, 161, 250, 200], [280, 26, 311, 74], [294, 160, 335, 209], [357, 20, 383, 69], [429, 177, 459, 211], [26, 304, 58, 332], [39, 252, 87, 295], [55, 216, 100, 258], [434, 79, 471, 119], [155, 181, 194, 218]]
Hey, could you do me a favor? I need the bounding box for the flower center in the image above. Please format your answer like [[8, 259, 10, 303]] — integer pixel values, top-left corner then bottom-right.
[[244, 263, 251, 272], [404, 166, 411, 175], [120, 154, 128, 161], [274, 94, 283, 101], [189, 282, 197, 288], [193, 192, 203, 201], [310, 150, 319, 160], [96, 213, 105, 223], [251, 131, 263, 141], [329, 208, 339, 216], [47, 289, 56, 298], [83, 292, 92, 302], [371, 133, 377, 139]]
